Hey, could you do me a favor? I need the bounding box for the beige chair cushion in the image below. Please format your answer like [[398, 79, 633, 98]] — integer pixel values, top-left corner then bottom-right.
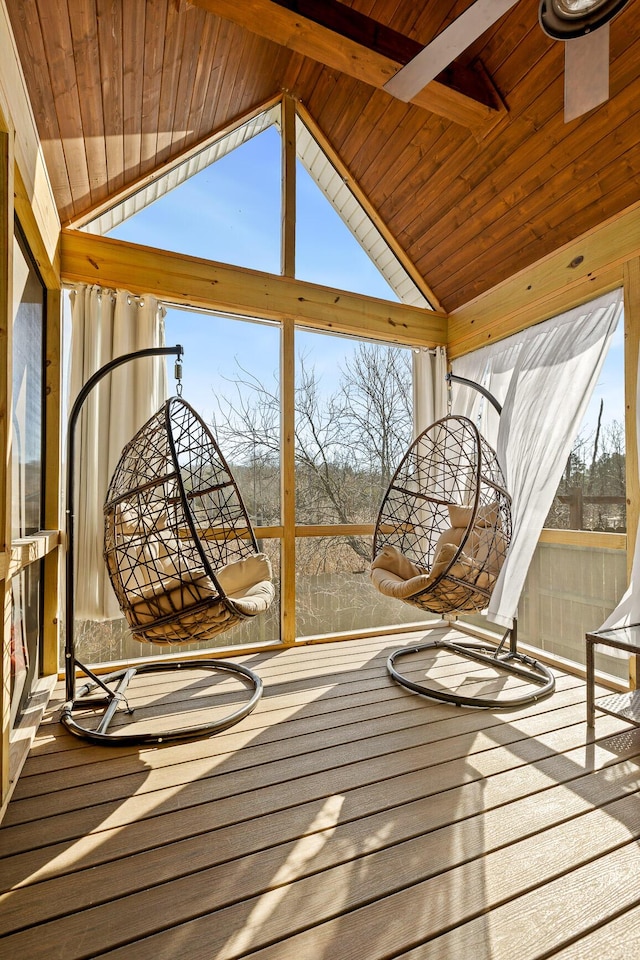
[[370, 544, 425, 581], [128, 550, 274, 634], [134, 597, 236, 643], [432, 523, 465, 557], [370, 566, 434, 600], [129, 570, 219, 623], [432, 501, 506, 577], [429, 541, 459, 579], [216, 553, 272, 595], [371, 497, 506, 603], [114, 504, 168, 536], [447, 503, 474, 529], [371, 543, 456, 599], [370, 545, 430, 599], [448, 501, 499, 530], [123, 531, 203, 601], [230, 579, 275, 616], [432, 503, 474, 559], [466, 525, 508, 577]]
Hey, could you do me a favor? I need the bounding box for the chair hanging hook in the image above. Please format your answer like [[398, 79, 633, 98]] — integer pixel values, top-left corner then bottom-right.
[[174, 351, 183, 396]]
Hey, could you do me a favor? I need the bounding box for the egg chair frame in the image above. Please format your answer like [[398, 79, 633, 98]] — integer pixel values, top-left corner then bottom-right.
[[61, 345, 266, 745], [373, 379, 555, 709]]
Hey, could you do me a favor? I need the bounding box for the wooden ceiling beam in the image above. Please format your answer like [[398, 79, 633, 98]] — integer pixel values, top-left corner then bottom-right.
[[61, 230, 448, 347], [192, 0, 507, 135]]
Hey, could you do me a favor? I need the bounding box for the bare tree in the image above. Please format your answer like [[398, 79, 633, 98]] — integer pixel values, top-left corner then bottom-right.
[[213, 341, 413, 564], [548, 414, 626, 532]]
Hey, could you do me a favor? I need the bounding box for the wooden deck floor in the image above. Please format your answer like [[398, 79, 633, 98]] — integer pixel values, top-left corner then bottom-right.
[[1, 625, 640, 959]]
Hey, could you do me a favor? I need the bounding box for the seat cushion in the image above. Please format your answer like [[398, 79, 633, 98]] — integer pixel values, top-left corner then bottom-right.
[[448, 501, 499, 529], [129, 570, 220, 623], [370, 566, 434, 600], [127, 551, 274, 632], [370, 544, 426, 581], [216, 553, 273, 595], [229, 579, 275, 616]]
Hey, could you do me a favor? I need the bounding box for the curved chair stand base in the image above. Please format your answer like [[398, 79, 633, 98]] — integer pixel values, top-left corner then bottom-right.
[[61, 658, 263, 746], [387, 638, 556, 709]]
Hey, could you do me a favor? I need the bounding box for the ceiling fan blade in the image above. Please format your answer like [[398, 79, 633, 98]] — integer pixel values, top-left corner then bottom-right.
[[564, 25, 610, 122], [383, 0, 520, 102]]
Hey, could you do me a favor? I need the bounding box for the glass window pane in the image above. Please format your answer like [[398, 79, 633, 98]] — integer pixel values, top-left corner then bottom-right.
[[518, 541, 628, 679], [10, 561, 42, 725], [295, 158, 400, 301], [106, 126, 282, 274], [295, 536, 437, 639], [294, 330, 414, 524], [545, 326, 625, 531], [168, 308, 281, 526], [12, 229, 44, 538], [70, 308, 282, 664], [74, 540, 281, 664]]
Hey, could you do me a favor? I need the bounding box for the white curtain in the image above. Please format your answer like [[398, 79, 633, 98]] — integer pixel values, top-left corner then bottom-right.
[[451, 288, 623, 629], [412, 346, 447, 437], [69, 285, 168, 620]]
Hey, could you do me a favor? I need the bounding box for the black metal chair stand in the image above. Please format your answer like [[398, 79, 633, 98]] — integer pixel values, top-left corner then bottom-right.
[[62, 345, 265, 745], [386, 621, 556, 709]]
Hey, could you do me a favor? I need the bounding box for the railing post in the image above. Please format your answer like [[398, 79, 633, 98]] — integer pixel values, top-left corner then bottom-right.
[[569, 487, 583, 530]]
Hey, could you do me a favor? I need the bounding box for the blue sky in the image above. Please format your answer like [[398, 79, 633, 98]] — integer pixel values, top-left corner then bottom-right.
[[107, 123, 625, 438], [108, 124, 403, 417], [582, 319, 625, 440], [109, 125, 398, 299]]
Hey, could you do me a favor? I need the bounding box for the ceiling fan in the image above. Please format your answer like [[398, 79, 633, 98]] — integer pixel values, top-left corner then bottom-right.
[[383, 0, 632, 122]]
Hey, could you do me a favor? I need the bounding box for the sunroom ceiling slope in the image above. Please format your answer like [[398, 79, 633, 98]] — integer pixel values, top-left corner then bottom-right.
[[80, 105, 281, 237]]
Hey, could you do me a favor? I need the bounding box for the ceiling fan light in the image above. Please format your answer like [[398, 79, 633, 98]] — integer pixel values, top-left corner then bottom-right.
[[539, 0, 630, 38]]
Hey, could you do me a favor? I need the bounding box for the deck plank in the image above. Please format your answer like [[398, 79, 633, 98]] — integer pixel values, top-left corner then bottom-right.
[[0, 630, 636, 959], [9, 669, 582, 801], [0, 680, 594, 844]]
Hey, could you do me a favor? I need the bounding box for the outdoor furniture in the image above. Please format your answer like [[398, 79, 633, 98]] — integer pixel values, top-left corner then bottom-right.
[[372, 408, 555, 708], [586, 624, 640, 727], [372, 415, 511, 617], [104, 396, 274, 646], [62, 346, 270, 745]]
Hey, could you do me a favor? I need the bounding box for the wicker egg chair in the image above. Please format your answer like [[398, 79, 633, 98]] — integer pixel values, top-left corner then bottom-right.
[[372, 414, 555, 708], [62, 346, 272, 745], [104, 396, 274, 647]]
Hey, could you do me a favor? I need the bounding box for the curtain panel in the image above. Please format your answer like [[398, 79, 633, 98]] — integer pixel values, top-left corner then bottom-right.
[[69, 285, 167, 620], [451, 288, 623, 629], [412, 346, 447, 438]]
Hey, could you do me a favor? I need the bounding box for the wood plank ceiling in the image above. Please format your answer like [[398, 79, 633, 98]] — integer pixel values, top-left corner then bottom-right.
[[7, 0, 640, 312]]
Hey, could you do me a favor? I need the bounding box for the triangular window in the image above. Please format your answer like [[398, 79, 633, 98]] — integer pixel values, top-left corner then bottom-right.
[[292, 113, 430, 307], [108, 125, 282, 274], [79, 99, 432, 307], [295, 155, 400, 301], [88, 105, 282, 274]]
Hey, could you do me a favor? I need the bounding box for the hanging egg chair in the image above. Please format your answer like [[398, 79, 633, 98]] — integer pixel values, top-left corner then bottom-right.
[[372, 412, 555, 708], [104, 396, 274, 646], [372, 415, 511, 615], [62, 346, 272, 745]]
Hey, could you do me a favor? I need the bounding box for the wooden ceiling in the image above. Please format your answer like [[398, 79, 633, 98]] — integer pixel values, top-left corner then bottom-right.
[[7, 0, 640, 312]]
